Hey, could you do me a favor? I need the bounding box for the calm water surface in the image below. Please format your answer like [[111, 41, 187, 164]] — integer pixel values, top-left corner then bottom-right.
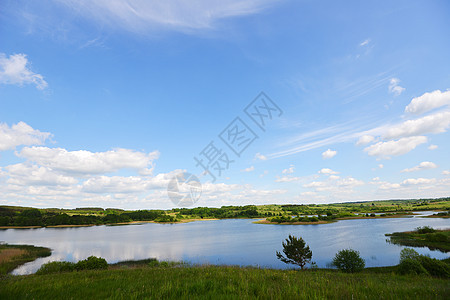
[[1, 211, 448, 274]]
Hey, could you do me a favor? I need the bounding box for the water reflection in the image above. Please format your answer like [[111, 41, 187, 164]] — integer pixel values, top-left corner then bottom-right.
[[0, 211, 448, 275]]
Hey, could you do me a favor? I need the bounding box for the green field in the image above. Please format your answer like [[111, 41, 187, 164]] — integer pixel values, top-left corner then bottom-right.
[[1, 265, 449, 299], [1, 197, 449, 228]]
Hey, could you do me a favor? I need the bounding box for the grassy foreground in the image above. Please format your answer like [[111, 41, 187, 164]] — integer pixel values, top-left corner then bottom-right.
[[1, 265, 449, 299]]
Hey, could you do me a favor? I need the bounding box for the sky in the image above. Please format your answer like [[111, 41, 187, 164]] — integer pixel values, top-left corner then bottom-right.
[[0, 0, 449, 209]]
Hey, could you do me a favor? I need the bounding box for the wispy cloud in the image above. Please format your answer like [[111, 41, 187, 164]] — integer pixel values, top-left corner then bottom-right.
[[359, 39, 371, 47], [52, 0, 281, 34]]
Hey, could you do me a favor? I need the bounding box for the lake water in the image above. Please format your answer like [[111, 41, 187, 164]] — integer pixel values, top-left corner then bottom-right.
[[1, 211, 449, 275]]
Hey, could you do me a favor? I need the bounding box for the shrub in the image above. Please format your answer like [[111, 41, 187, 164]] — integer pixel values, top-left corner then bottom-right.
[[332, 249, 365, 273], [400, 248, 420, 263], [397, 258, 429, 276], [36, 261, 75, 275], [418, 256, 450, 278], [425, 233, 448, 243], [75, 256, 108, 271], [416, 226, 436, 234]]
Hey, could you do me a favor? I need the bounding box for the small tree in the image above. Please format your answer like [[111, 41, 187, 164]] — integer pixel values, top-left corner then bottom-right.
[[400, 248, 419, 263], [276, 235, 312, 269], [332, 249, 365, 273]]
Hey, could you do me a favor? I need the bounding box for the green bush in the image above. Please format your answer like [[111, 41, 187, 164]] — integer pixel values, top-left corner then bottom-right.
[[418, 256, 450, 278], [399, 248, 420, 263], [416, 226, 436, 234], [397, 259, 429, 276], [75, 256, 108, 271], [36, 261, 75, 275], [425, 233, 448, 243], [332, 249, 365, 273]]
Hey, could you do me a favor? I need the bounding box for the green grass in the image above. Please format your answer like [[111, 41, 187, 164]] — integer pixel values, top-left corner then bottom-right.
[[0, 244, 51, 275], [0, 266, 448, 299], [386, 228, 450, 252]]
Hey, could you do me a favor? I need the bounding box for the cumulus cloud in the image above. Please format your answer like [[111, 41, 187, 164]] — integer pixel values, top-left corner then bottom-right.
[[18, 146, 160, 175], [82, 176, 149, 193], [364, 136, 427, 158], [318, 168, 339, 175], [53, 0, 279, 33], [401, 178, 436, 186], [0, 53, 47, 89], [356, 135, 375, 146], [303, 176, 363, 192], [282, 165, 294, 174], [0, 122, 51, 151], [401, 161, 438, 173], [443, 170, 450, 175], [322, 149, 337, 159], [405, 90, 450, 115], [388, 78, 405, 96], [275, 176, 301, 183], [5, 163, 78, 186], [241, 166, 255, 172], [383, 111, 450, 139], [254, 152, 267, 161]]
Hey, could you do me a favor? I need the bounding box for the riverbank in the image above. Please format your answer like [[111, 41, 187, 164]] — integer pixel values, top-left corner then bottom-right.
[[1, 264, 449, 299], [0, 218, 221, 229], [386, 227, 450, 252], [254, 212, 415, 225], [0, 244, 51, 275]]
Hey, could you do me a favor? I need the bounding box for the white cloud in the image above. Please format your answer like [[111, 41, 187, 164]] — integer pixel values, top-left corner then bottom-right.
[[241, 166, 255, 172], [428, 144, 438, 150], [5, 163, 78, 186], [318, 168, 339, 175], [388, 78, 405, 96], [378, 164, 384, 169], [356, 135, 375, 146], [359, 39, 370, 47], [364, 136, 427, 158], [18, 146, 160, 175], [442, 170, 450, 175], [254, 152, 267, 161], [401, 178, 436, 186], [282, 165, 294, 174], [401, 161, 438, 173], [0, 122, 51, 151], [322, 149, 337, 159], [54, 0, 279, 33], [303, 176, 363, 192], [405, 90, 450, 115], [275, 176, 301, 183], [383, 111, 450, 139], [0, 53, 47, 89], [259, 170, 269, 178], [82, 176, 149, 193]]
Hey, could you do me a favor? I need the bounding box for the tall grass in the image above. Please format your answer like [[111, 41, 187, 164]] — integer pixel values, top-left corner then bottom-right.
[[0, 244, 51, 275], [1, 265, 448, 299]]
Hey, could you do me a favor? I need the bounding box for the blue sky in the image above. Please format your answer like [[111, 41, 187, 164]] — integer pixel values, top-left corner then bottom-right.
[[0, 0, 449, 209]]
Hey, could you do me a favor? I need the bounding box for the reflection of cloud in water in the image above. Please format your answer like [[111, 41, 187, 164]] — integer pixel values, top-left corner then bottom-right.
[[2, 215, 449, 274]]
